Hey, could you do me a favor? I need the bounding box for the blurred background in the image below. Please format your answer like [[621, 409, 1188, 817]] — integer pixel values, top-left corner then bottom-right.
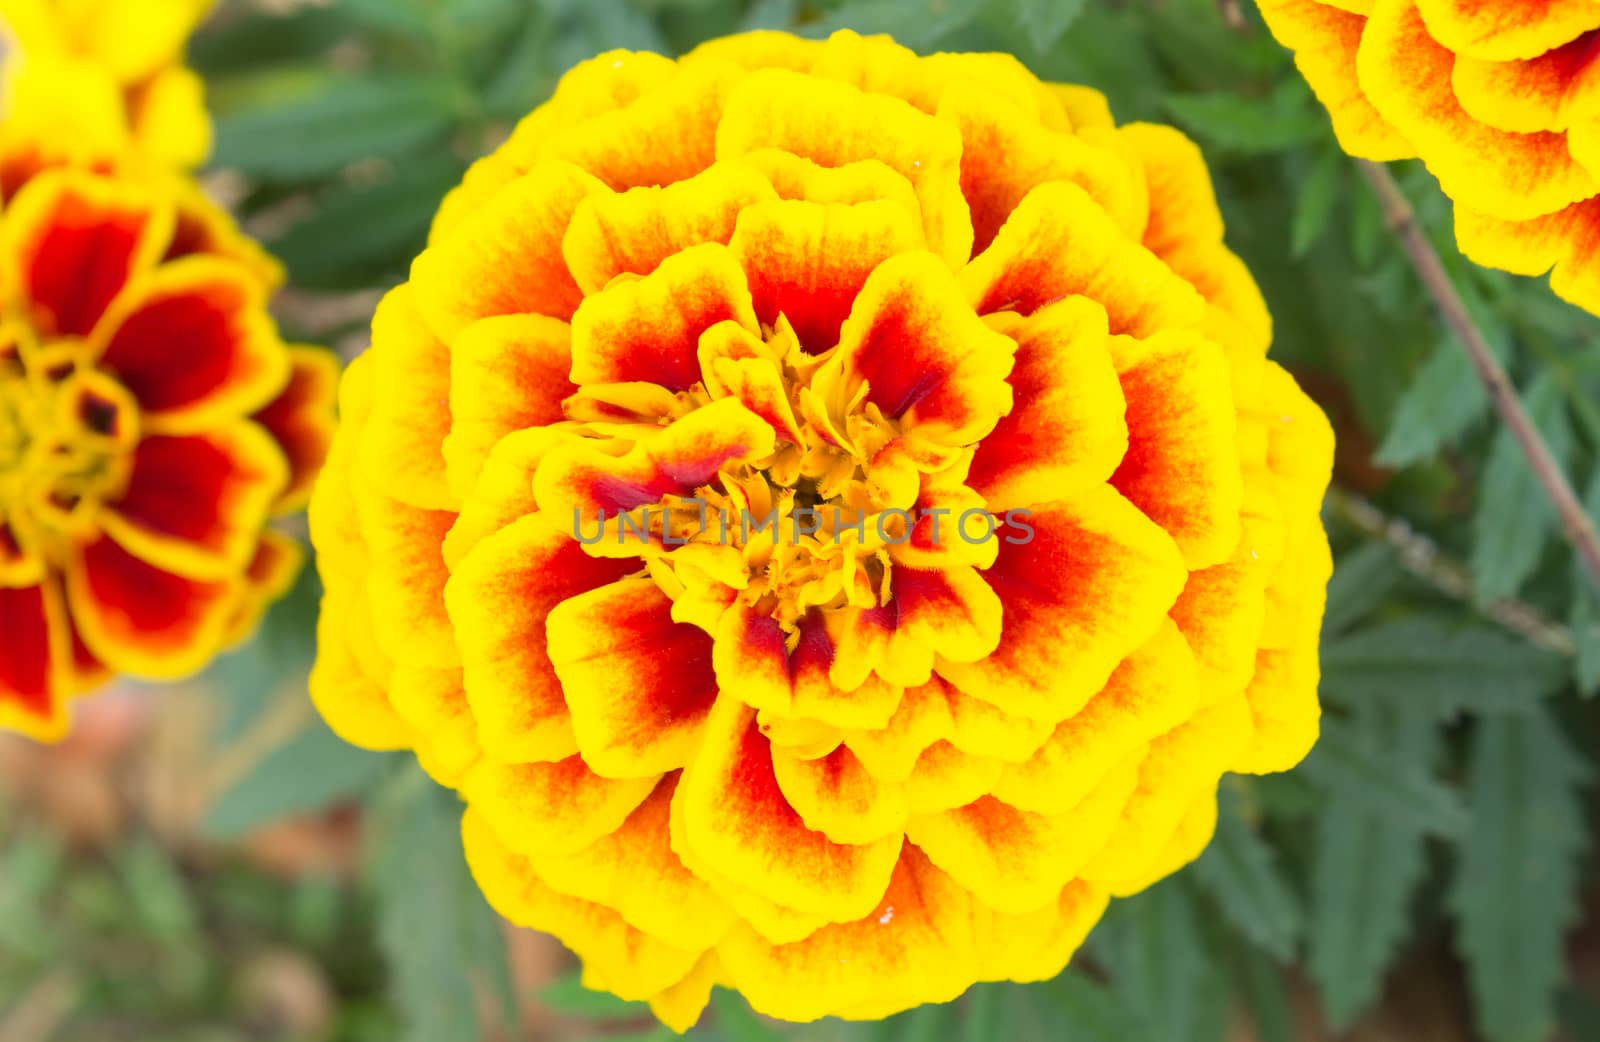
[[4, 0, 1600, 1040]]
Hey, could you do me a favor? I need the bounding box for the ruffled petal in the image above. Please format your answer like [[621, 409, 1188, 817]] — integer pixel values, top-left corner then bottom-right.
[[563, 162, 778, 294], [66, 534, 240, 678], [95, 257, 288, 431], [728, 197, 925, 352], [717, 68, 973, 268], [1108, 330, 1243, 570], [249, 346, 336, 514], [358, 286, 455, 511], [938, 486, 1187, 723], [0, 581, 72, 741], [411, 161, 608, 338], [1256, 0, 1417, 160], [547, 577, 720, 778], [445, 513, 639, 764], [570, 242, 758, 391], [968, 297, 1128, 511], [101, 424, 288, 580], [1, 168, 171, 339], [959, 180, 1205, 336], [1357, 0, 1595, 221], [676, 694, 902, 922]]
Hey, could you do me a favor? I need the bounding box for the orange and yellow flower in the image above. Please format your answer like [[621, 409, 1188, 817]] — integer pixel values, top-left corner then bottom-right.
[[0, 0, 216, 177], [1257, 0, 1600, 314], [309, 30, 1333, 1028], [0, 156, 334, 741]]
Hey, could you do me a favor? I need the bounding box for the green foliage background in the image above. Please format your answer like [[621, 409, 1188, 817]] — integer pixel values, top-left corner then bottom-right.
[[8, 0, 1600, 1040]]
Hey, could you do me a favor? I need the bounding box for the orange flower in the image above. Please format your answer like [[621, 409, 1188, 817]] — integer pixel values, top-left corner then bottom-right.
[[309, 30, 1333, 1028], [1257, 0, 1600, 314], [0, 0, 216, 174], [0, 160, 334, 741]]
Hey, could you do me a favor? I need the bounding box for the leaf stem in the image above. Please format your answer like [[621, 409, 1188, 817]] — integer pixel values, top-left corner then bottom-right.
[[1356, 160, 1600, 592]]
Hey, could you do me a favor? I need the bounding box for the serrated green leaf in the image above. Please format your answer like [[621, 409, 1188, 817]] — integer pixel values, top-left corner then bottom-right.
[[1374, 335, 1490, 468], [1307, 711, 1434, 1028], [1193, 788, 1301, 959], [1323, 541, 1402, 635], [1472, 371, 1575, 605], [1236, 947, 1296, 1042], [1300, 716, 1467, 836], [1291, 149, 1342, 258], [1320, 617, 1566, 718], [1095, 880, 1219, 1042], [368, 773, 506, 1042], [215, 76, 461, 181], [1011, 0, 1088, 53], [204, 720, 389, 839], [1452, 707, 1590, 1042]]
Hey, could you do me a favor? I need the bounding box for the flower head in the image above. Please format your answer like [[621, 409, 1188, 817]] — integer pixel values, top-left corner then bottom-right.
[[1258, 0, 1600, 314], [1, 0, 216, 178], [0, 158, 332, 740], [310, 29, 1333, 1028]]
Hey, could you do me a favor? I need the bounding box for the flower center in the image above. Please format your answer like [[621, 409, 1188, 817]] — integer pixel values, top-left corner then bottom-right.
[[558, 315, 948, 643], [0, 322, 138, 570]]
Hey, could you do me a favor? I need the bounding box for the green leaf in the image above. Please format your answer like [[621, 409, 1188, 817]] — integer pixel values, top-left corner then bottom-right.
[[1323, 541, 1402, 636], [1011, 0, 1088, 53], [1471, 371, 1575, 605], [215, 76, 462, 181], [1163, 81, 1323, 155], [539, 970, 649, 1021], [1307, 711, 1434, 1028], [1290, 149, 1342, 258], [203, 720, 390, 839], [1320, 617, 1566, 718], [1374, 335, 1489, 468], [1236, 948, 1296, 1042], [1451, 707, 1590, 1042], [269, 154, 467, 290], [1300, 716, 1468, 837], [368, 772, 506, 1042], [1095, 880, 1220, 1042], [1193, 788, 1302, 960]]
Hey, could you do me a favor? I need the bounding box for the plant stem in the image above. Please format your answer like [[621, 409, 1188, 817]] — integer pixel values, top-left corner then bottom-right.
[[1356, 160, 1600, 592]]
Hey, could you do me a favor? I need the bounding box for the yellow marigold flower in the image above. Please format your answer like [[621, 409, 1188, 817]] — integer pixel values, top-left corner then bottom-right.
[[0, 0, 216, 174], [1257, 0, 1600, 314], [309, 29, 1333, 1029], [0, 156, 334, 742]]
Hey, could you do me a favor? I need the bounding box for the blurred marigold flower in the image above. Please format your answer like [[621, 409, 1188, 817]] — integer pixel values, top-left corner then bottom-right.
[[1257, 0, 1600, 314], [308, 29, 1333, 1028], [0, 159, 334, 741], [0, 0, 216, 175]]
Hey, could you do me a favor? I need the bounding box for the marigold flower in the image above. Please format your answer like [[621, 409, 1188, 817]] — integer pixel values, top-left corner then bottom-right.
[[0, 159, 333, 741], [1257, 0, 1600, 314], [309, 30, 1333, 1028], [0, 0, 216, 176]]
